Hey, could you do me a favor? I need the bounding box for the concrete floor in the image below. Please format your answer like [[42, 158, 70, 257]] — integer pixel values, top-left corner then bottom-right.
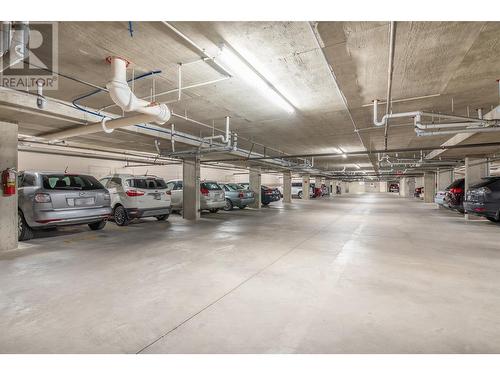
[[1, 193, 500, 354]]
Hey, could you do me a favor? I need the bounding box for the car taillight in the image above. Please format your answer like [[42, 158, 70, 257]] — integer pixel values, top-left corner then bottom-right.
[[126, 189, 145, 197], [166, 190, 172, 195], [34, 193, 51, 203], [238, 192, 244, 198], [450, 187, 463, 194], [200, 187, 209, 196], [104, 192, 110, 201]]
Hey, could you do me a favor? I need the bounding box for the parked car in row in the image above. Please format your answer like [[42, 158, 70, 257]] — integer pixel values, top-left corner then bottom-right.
[[221, 183, 255, 210], [261, 185, 281, 205], [291, 182, 314, 199], [18, 171, 112, 241], [464, 176, 500, 222], [166, 179, 226, 213], [445, 178, 465, 213], [99, 174, 171, 226], [434, 190, 448, 206], [389, 183, 399, 193]]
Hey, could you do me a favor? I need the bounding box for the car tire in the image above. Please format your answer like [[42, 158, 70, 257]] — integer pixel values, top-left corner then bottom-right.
[[487, 217, 500, 223], [88, 220, 106, 230], [223, 199, 233, 211], [209, 208, 219, 213], [114, 205, 130, 226], [18, 210, 34, 241], [298, 191, 303, 199], [239, 205, 247, 209], [156, 214, 169, 221], [262, 202, 269, 206]]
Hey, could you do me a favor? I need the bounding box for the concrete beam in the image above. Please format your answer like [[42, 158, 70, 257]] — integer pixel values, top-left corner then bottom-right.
[[249, 168, 261, 209], [0, 121, 18, 251], [182, 157, 200, 220]]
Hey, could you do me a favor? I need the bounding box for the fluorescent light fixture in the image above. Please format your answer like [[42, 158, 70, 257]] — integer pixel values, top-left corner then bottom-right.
[[218, 44, 295, 114], [355, 164, 361, 169]]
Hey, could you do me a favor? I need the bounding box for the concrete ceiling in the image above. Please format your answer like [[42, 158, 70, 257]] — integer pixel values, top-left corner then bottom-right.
[[3, 21, 500, 174]]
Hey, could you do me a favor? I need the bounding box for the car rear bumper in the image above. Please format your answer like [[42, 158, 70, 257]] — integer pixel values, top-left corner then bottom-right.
[[464, 201, 498, 219], [126, 206, 170, 219], [235, 197, 255, 206], [201, 200, 226, 210], [32, 206, 112, 227]]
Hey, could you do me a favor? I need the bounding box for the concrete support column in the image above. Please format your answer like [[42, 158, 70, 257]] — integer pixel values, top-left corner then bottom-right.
[[302, 175, 310, 200], [182, 156, 200, 220], [437, 169, 453, 190], [424, 172, 436, 203], [0, 121, 18, 251], [464, 156, 489, 219], [408, 178, 416, 198], [399, 177, 407, 197], [324, 179, 331, 195], [379, 181, 388, 192], [249, 168, 261, 209], [283, 171, 292, 203]]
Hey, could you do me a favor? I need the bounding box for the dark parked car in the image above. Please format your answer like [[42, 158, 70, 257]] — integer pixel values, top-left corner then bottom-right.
[[389, 183, 399, 193], [261, 185, 281, 205], [464, 177, 500, 222], [445, 178, 465, 213]]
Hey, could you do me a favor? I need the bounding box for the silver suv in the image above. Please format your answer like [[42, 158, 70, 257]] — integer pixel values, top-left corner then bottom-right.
[[17, 171, 112, 241]]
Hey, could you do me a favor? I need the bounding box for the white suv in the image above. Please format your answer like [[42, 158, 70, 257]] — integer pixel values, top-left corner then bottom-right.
[[99, 174, 171, 226]]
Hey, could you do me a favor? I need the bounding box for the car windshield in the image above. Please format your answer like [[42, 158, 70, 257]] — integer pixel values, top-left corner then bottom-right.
[[201, 182, 221, 190], [42, 174, 104, 190], [155, 178, 167, 189], [226, 183, 243, 191]]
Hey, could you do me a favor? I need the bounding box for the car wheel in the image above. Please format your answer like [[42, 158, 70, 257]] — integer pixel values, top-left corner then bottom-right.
[[18, 210, 34, 241], [487, 217, 500, 223], [298, 191, 303, 199], [209, 208, 219, 213], [239, 205, 247, 209], [114, 205, 130, 226], [88, 220, 106, 230], [156, 214, 169, 221], [223, 199, 233, 211]]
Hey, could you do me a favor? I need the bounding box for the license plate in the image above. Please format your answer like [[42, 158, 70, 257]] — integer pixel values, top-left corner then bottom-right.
[[74, 197, 95, 206]]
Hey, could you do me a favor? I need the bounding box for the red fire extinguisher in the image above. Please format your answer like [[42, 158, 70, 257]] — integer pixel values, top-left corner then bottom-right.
[[2, 168, 16, 196]]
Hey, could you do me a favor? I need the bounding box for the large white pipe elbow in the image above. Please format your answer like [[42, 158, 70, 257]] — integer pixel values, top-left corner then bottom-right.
[[106, 56, 171, 124]]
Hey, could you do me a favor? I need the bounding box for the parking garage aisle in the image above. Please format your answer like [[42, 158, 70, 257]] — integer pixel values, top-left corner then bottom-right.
[[1, 193, 500, 353]]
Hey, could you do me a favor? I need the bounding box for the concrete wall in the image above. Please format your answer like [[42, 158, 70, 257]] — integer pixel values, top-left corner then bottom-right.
[[18, 151, 282, 186], [348, 181, 382, 194]]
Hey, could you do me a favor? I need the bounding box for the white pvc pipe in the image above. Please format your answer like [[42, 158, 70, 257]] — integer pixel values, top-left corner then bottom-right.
[[106, 57, 171, 124], [45, 113, 156, 141]]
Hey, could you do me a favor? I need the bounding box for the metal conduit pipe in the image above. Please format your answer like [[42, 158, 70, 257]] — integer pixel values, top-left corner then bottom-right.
[[161, 21, 232, 78], [416, 126, 500, 137], [383, 21, 396, 150]]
